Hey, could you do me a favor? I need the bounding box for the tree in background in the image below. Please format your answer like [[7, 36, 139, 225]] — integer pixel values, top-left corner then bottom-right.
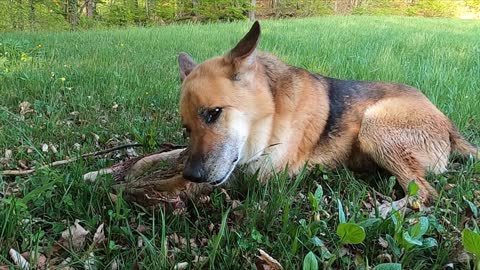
[[0, 0, 479, 32]]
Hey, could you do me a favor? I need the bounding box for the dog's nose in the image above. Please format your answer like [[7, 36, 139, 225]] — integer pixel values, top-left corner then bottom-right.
[[183, 159, 207, 183]]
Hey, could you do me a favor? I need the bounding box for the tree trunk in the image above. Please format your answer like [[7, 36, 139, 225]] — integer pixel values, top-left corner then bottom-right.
[[66, 0, 79, 29], [85, 0, 96, 17], [249, 0, 256, 21], [29, 0, 35, 30]]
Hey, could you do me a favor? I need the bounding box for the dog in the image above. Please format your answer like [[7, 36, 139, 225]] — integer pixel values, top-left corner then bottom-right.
[[176, 21, 478, 203]]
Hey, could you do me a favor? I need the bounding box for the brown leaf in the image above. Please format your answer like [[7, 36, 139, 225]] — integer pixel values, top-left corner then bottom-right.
[[174, 262, 189, 270], [60, 219, 90, 250], [378, 237, 388, 248], [256, 249, 283, 270], [93, 223, 106, 246], [41, 144, 49, 153], [9, 248, 30, 269], [19, 101, 34, 115], [20, 252, 47, 269], [0, 266, 10, 270]]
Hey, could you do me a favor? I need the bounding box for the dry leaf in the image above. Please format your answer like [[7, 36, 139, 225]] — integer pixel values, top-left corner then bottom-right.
[[60, 219, 90, 250], [19, 101, 34, 115], [49, 143, 58, 154], [84, 252, 96, 270], [111, 259, 120, 270], [173, 262, 188, 270], [256, 249, 283, 270], [378, 237, 388, 248], [0, 266, 10, 270], [93, 223, 106, 246], [136, 224, 149, 234], [41, 144, 49, 153], [0, 149, 12, 165], [20, 252, 47, 269], [9, 248, 30, 270], [73, 143, 81, 150], [112, 102, 119, 112]]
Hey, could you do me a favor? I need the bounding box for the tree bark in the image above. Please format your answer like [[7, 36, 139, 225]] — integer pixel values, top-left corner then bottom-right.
[[249, 0, 256, 21], [85, 0, 96, 17], [29, 0, 35, 30]]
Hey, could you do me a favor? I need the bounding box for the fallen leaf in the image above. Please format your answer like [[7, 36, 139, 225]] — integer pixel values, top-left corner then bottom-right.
[[20, 252, 47, 269], [256, 249, 283, 270], [49, 143, 58, 154], [41, 144, 49, 153], [4, 149, 12, 160], [112, 102, 119, 112], [111, 259, 120, 270], [19, 101, 34, 115], [73, 143, 81, 150], [18, 160, 29, 169], [60, 219, 90, 250], [376, 253, 392, 263], [378, 237, 388, 248], [84, 252, 96, 270], [174, 262, 188, 270], [93, 223, 106, 246], [136, 224, 149, 234], [9, 248, 30, 270], [0, 266, 10, 270]]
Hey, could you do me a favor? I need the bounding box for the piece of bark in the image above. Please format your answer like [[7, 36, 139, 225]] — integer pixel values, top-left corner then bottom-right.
[[85, 143, 213, 207]]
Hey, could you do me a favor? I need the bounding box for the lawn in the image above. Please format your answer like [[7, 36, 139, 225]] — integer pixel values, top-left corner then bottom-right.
[[1, 16, 480, 269]]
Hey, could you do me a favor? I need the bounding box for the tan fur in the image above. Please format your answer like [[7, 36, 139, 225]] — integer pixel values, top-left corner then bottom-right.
[[177, 21, 478, 203]]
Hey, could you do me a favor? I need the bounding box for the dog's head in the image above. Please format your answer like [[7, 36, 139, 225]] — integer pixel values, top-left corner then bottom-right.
[[177, 21, 274, 185]]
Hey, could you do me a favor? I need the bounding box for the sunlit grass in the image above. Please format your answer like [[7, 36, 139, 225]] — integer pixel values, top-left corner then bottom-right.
[[0, 16, 479, 269]]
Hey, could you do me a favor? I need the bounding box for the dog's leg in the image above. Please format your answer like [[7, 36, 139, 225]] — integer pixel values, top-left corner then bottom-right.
[[364, 144, 438, 203]]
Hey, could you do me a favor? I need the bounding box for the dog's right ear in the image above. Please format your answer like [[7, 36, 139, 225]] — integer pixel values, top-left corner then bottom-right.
[[178, 52, 197, 81], [225, 21, 261, 74]]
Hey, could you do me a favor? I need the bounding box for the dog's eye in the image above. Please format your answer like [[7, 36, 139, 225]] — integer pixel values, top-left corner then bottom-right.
[[205, 107, 222, 124]]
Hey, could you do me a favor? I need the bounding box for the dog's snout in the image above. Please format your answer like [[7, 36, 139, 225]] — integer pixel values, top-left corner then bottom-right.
[[183, 158, 207, 183]]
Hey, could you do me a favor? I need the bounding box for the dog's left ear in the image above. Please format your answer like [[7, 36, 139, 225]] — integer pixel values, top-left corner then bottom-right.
[[225, 21, 261, 74], [178, 52, 197, 82]]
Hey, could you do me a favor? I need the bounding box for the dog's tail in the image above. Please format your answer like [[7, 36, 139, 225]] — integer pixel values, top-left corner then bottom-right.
[[449, 124, 479, 159]]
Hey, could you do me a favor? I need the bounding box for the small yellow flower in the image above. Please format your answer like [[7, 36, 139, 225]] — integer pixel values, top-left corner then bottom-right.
[[37, 44, 42, 48], [21, 52, 28, 62], [60, 77, 66, 82]]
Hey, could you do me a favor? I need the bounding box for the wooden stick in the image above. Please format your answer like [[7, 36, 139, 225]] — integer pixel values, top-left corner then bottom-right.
[[0, 143, 143, 176]]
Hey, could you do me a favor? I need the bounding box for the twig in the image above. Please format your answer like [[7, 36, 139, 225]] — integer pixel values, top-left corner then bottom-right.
[[0, 143, 143, 176]]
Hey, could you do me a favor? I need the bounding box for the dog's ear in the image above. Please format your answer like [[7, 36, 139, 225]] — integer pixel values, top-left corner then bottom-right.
[[225, 21, 261, 73], [178, 52, 197, 81]]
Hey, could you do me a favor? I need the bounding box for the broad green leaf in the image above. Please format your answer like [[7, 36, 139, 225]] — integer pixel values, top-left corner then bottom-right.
[[422, 238, 438, 248], [465, 198, 479, 218], [407, 180, 419, 197], [410, 216, 429, 239], [337, 199, 346, 224], [403, 231, 423, 246], [337, 223, 366, 244], [373, 263, 402, 270], [386, 234, 401, 258], [358, 218, 381, 228], [303, 251, 318, 270], [462, 228, 480, 257], [310, 237, 324, 247], [314, 185, 323, 200]]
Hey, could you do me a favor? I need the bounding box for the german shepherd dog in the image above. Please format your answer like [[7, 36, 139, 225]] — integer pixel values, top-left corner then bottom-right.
[[177, 21, 478, 203]]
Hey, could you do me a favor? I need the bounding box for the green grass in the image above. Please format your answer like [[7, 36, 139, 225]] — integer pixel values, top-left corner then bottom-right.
[[1, 16, 480, 269]]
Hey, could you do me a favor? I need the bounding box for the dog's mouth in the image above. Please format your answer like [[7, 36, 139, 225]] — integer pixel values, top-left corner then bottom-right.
[[210, 156, 239, 186]]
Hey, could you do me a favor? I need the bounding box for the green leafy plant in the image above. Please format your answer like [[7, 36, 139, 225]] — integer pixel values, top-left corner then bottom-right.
[[462, 228, 480, 270], [336, 199, 366, 245]]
